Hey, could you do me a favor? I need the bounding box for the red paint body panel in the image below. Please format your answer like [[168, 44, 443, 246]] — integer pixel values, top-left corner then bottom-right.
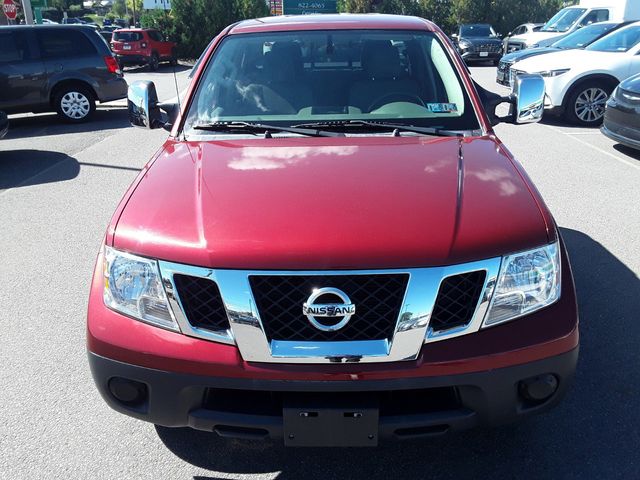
[[87, 245, 579, 379], [228, 14, 437, 34], [112, 136, 549, 269]]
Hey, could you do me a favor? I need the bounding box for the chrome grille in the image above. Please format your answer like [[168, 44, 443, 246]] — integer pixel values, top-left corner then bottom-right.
[[249, 274, 408, 342], [159, 257, 502, 364], [475, 43, 502, 53]]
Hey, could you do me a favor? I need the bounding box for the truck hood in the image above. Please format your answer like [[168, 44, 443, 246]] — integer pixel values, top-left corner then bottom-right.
[[112, 136, 550, 269]]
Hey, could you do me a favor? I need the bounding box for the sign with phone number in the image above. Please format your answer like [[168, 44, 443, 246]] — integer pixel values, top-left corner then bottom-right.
[[282, 0, 337, 15]]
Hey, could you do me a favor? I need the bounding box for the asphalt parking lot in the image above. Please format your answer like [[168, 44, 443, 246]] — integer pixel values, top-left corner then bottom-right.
[[1, 64, 639, 479]]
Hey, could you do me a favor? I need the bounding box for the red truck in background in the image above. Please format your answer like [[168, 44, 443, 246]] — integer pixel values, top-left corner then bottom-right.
[[87, 14, 579, 447]]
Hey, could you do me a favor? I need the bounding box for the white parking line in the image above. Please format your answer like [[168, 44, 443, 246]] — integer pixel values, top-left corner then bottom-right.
[[541, 123, 640, 171]]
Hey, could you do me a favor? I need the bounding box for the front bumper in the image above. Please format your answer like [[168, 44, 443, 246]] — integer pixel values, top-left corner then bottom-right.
[[601, 102, 640, 151], [89, 347, 578, 443], [461, 51, 501, 62]]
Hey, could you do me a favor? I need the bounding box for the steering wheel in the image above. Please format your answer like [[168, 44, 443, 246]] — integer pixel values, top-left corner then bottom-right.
[[368, 93, 426, 112]]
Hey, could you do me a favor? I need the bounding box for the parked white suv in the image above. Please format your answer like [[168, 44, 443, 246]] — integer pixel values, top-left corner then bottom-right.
[[511, 22, 640, 125]]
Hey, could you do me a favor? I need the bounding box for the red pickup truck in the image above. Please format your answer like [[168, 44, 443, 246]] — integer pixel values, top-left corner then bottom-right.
[[88, 14, 579, 447]]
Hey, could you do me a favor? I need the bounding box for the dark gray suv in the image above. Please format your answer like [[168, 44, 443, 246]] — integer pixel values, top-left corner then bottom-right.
[[0, 25, 127, 122]]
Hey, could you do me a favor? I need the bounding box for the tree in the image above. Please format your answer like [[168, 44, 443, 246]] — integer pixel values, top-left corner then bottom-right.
[[170, 0, 269, 58], [111, 0, 126, 18]]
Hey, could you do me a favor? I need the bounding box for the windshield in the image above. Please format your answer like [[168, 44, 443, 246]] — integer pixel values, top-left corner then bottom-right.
[[541, 8, 586, 32], [586, 25, 640, 52], [113, 32, 142, 42], [184, 30, 479, 134], [552, 22, 617, 49], [460, 24, 494, 37]]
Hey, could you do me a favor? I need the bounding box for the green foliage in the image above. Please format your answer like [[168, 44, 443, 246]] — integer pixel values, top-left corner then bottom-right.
[[338, 0, 578, 35], [111, 0, 126, 18], [170, 0, 269, 58]]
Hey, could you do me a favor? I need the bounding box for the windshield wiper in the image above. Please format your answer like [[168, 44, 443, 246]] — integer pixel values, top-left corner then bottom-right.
[[192, 121, 342, 137], [292, 120, 461, 137]]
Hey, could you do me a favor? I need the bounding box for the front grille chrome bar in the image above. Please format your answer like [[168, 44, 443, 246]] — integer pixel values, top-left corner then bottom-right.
[[158, 258, 501, 364]]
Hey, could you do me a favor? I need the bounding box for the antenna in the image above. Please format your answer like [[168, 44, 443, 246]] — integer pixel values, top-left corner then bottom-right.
[[166, 0, 181, 119]]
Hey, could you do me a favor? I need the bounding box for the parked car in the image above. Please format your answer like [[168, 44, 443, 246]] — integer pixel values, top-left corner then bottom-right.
[[602, 72, 640, 149], [513, 21, 640, 125], [0, 25, 127, 122], [101, 25, 119, 33], [111, 28, 177, 70], [502, 23, 543, 53], [0, 111, 8, 139], [452, 23, 503, 65], [506, 0, 640, 52], [61, 17, 85, 24], [497, 21, 630, 87], [87, 14, 578, 446]]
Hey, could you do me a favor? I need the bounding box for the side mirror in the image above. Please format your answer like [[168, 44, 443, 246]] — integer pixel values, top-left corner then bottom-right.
[[507, 31, 512, 37], [128, 80, 163, 129], [473, 73, 545, 126], [451, 33, 459, 41], [511, 73, 545, 124]]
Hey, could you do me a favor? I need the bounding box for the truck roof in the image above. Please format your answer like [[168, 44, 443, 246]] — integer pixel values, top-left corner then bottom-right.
[[229, 14, 437, 35]]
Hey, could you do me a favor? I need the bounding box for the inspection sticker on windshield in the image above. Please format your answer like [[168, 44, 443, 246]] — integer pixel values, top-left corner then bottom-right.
[[426, 103, 458, 113]]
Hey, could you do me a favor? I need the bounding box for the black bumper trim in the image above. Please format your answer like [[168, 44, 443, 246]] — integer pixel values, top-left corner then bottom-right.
[[89, 348, 578, 442]]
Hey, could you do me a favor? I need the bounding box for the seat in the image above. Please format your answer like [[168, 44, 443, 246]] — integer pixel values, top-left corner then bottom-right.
[[349, 40, 420, 113], [260, 42, 312, 113]]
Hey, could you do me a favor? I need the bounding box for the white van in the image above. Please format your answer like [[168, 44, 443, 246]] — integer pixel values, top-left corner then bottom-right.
[[505, 0, 640, 52]]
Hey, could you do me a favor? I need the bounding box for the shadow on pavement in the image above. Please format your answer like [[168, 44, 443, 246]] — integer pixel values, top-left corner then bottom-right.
[[0, 150, 79, 190], [613, 143, 640, 162], [0, 150, 141, 191], [156, 227, 639, 479], [4, 108, 130, 141]]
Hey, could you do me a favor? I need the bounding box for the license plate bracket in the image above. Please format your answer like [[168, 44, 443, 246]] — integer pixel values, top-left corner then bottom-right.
[[123, 44, 131, 50], [283, 395, 379, 447]]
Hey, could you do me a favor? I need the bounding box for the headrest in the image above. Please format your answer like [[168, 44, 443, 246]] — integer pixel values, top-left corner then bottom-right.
[[361, 40, 401, 79], [263, 42, 303, 82]]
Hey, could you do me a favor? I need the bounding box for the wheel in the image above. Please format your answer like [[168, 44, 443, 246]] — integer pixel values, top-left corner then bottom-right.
[[563, 81, 612, 126], [54, 85, 95, 122], [169, 48, 178, 67], [148, 53, 159, 71]]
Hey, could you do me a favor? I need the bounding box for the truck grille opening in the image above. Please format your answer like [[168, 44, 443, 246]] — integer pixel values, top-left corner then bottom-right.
[[202, 387, 460, 417], [430, 271, 486, 332], [249, 274, 409, 342], [173, 274, 230, 332]]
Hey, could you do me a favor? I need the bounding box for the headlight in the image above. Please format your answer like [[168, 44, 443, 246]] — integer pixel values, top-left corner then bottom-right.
[[103, 246, 178, 330], [483, 242, 561, 327], [459, 40, 472, 50], [538, 68, 570, 78]]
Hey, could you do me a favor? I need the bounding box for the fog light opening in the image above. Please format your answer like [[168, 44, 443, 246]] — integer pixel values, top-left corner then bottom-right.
[[108, 377, 148, 407], [519, 374, 558, 404]]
